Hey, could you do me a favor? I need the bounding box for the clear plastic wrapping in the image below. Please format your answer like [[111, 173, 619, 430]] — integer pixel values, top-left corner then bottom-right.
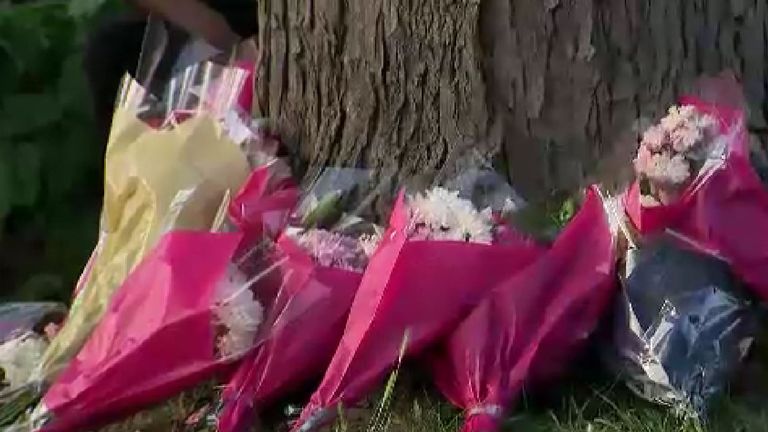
[[292, 159, 541, 431], [128, 15, 255, 122], [430, 187, 618, 432], [0, 18, 273, 430], [612, 74, 765, 421], [611, 236, 757, 420], [0, 304, 65, 399], [215, 167, 389, 432], [32, 152, 295, 432]]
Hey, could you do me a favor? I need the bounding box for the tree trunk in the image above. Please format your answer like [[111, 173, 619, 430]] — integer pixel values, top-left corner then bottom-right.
[[254, 0, 768, 199]]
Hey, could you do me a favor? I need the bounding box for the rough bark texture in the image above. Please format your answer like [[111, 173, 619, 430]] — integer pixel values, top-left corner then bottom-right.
[[255, 0, 768, 199]]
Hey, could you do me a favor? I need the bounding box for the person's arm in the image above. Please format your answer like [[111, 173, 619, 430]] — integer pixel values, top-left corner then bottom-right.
[[129, 0, 241, 49]]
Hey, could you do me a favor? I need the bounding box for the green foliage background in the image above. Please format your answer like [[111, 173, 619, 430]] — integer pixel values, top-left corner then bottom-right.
[[0, 0, 117, 302]]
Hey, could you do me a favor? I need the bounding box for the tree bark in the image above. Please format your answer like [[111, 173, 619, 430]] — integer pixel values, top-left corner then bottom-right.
[[254, 0, 768, 199]]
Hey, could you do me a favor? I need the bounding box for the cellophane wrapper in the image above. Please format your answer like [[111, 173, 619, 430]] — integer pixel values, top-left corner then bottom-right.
[[134, 15, 255, 114], [33, 44, 265, 389], [0, 26, 277, 429], [609, 231, 757, 421], [623, 73, 768, 302], [69, 15, 259, 303], [292, 166, 543, 431], [429, 186, 618, 432], [0, 304, 66, 406], [215, 167, 389, 432], [614, 74, 762, 419], [0, 304, 66, 346], [31, 232, 241, 432], [30, 148, 297, 431]]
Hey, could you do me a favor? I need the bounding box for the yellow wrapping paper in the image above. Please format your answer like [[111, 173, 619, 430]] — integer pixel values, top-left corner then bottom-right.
[[34, 106, 250, 383]]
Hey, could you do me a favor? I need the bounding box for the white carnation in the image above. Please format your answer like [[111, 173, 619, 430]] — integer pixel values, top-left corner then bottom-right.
[[214, 267, 264, 359], [359, 231, 383, 258], [0, 333, 48, 389], [640, 194, 662, 207], [455, 206, 494, 244], [654, 154, 690, 185], [407, 187, 495, 244], [409, 188, 458, 231]]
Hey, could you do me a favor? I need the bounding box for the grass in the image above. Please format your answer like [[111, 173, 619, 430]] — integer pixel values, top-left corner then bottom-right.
[[94, 355, 768, 432], [96, 383, 216, 432], [380, 373, 768, 432]]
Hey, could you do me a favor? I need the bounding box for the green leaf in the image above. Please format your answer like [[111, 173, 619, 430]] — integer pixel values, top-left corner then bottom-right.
[[300, 191, 344, 229], [68, 0, 107, 17], [57, 52, 86, 106], [0, 93, 62, 138], [558, 198, 575, 224], [0, 13, 49, 73], [0, 385, 38, 426], [11, 142, 42, 207]]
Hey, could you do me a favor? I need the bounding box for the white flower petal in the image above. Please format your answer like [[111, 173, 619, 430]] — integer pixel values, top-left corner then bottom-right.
[[406, 187, 495, 244], [0, 333, 48, 389], [214, 267, 265, 359]]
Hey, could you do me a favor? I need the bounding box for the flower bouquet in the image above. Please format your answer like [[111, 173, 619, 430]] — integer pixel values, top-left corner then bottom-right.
[[0, 44, 280, 426], [609, 231, 757, 420], [24, 150, 298, 431], [226, 150, 300, 258], [632, 105, 720, 208], [291, 167, 543, 431], [429, 186, 618, 432], [35, 62, 262, 390], [0, 304, 65, 348], [623, 73, 768, 301], [27, 231, 244, 431], [214, 168, 386, 432], [0, 303, 65, 424], [614, 74, 764, 420]]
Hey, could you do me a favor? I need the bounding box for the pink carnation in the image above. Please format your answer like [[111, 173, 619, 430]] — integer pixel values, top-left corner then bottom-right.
[[669, 125, 702, 153], [652, 105, 716, 155], [641, 125, 667, 152], [634, 144, 654, 176], [635, 104, 720, 206], [660, 105, 697, 132], [644, 153, 691, 186]]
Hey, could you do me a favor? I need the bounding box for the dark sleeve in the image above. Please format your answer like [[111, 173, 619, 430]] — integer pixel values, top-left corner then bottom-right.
[[206, 0, 258, 38], [83, 11, 193, 144], [82, 12, 147, 144]]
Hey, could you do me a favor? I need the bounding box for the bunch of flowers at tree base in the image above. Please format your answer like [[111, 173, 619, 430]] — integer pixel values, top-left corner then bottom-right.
[[0, 304, 64, 396], [23, 232, 244, 432], [290, 174, 544, 432], [0, 335, 48, 391], [406, 187, 496, 244], [213, 168, 385, 432], [634, 105, 719, 206], [429, 187, 617, 432]]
